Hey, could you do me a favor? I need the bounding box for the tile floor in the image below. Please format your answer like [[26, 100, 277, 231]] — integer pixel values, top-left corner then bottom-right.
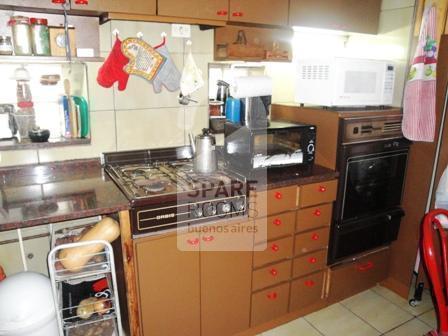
[[260, 285, 436, 336]]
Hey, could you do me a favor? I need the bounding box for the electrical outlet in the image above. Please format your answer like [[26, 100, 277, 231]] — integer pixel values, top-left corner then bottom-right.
[[171, 24, 191, 38]]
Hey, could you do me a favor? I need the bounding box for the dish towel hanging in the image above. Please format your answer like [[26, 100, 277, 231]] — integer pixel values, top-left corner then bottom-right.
[[402, 4, 438, 142]]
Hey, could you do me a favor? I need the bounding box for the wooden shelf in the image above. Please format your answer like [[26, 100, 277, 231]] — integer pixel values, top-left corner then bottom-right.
[[0, 56, 104, 63], [0, 137, 91, 151]]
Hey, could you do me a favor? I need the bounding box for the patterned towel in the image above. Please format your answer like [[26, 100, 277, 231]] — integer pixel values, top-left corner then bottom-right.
[[402, 5, 437, 142]]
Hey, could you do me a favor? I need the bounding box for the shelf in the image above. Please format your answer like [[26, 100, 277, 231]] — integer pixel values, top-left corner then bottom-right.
[[0, 56, 104, 63], [0, 137, 91, 151]]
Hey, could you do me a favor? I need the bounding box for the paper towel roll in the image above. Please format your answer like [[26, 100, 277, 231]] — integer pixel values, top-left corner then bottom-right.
[[230, 76, 272, 98]]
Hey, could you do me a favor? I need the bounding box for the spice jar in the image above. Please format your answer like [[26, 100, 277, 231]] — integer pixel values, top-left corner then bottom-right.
[[30, 18, 50, 56], [0, 36, 13, 55], [8, 16, 32, 56]]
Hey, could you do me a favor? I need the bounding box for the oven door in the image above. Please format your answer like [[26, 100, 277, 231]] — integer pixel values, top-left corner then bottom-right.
[[339, 143, 409, 222]]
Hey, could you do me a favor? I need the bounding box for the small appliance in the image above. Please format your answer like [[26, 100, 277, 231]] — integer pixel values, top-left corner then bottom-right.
[[295, 57, 395, 107]]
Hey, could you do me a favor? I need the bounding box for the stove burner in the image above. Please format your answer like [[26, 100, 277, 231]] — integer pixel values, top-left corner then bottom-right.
[[143, 181, 166, 193]]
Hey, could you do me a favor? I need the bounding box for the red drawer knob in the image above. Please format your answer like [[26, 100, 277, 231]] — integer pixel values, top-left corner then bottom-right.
[[267, 292, 278, 300], [273, 218, 282, 226], [75, 0, 88, 4], [52, 0, 66, 3], [313, 209, 322, 216], [304, 280, 315, 287], [357, 261, 374, 272], [318, 186, 327, 192], [311, 233, 319, 241], [309, 257, 317, 264], [217, 9, 228, 15], [232, 11, 244, 17], [187, 238, 199, 246], [269, 268, 278, 276], [202, 235, 215, 242], [271, 244, 280, 252], [274, 192, 283, 200]]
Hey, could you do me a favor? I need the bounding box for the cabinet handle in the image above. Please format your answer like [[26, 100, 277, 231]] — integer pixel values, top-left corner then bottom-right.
[[271, 243, 280, 252], [75, 0, 89, 4], [232, 11, 244, 17], [311, 233, 319, 241], [273, 218, 282, 226], [274, 192, 282, 200], [217, 10, 228, 16], [318, 185, 327, 192], [266, 292, 278, 300], [269, 268, 278, 276], [202, 235, 215, 242], [187, 238, 200, 246], [313, 209, 322, 216], [308, 257, 317, 264], [304, 280, 315, 287], [52, 0, 66, 3], [357, 261, 374, 272]]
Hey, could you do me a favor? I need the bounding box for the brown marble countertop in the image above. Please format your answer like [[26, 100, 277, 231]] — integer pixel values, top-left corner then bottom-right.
[[0, 159, 129, 232], [247, 164, 339, 191]]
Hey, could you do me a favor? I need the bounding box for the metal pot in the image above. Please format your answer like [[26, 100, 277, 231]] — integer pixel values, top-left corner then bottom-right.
[[189, 128, 217, 174], [216, 80, 230, 115]]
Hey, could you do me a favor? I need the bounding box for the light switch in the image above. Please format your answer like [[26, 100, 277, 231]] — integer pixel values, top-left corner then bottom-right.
[[171, 24, 191, 38]]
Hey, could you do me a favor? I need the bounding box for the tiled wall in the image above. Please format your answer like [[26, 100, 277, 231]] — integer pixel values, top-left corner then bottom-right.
[[0, 21, 213, 167]]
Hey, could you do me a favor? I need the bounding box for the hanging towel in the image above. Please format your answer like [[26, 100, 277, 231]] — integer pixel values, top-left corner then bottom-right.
[[402, 5, 438, 142], [180, 49, 204, 97]]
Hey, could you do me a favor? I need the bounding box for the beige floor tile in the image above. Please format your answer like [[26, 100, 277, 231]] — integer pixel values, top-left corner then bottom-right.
[[305, 303, 380, 336], [384, 318, 433, 336], [341, 290, 413, 333], [372, 285, 434, 316], [262, 318, 322, 336], [419, 310, 437, 329]]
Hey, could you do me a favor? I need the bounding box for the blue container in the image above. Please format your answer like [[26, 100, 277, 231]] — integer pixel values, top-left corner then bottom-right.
[[225, 97, 241, 123]]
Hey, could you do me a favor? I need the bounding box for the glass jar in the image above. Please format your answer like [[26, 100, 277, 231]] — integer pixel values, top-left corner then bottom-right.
[[30, 18, 50, 56], [0, 36, 13, 55], [8, 16, 32, 56]]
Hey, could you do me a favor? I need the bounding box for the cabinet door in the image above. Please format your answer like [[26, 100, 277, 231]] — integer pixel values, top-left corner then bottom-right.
[[135, 232, 200, 336], [200, 222, 252, 336], [0, 0, 65, 10], [158, 0, 229, 21], [229, 0, 288, 26], [289, 0, 381, 34], [71, 0, 156, 14]]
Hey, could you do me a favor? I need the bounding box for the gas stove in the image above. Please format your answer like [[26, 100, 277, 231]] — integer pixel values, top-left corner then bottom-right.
[[102, 146, 248, 236]]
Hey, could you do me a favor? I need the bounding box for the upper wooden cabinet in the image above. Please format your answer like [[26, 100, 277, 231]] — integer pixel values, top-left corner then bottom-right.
[[70, 0, 156, 15], [229, 0, 289, 26], [0, 0, 65, 11], [158, 0, 229, 21], [289, 0, 382, 34]]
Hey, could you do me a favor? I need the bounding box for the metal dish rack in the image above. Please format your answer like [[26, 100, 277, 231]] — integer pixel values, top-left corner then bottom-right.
[[48, 238, 123, 336]]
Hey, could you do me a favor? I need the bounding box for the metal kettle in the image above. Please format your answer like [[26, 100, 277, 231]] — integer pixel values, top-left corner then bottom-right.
[[189, 128, 217, 174]]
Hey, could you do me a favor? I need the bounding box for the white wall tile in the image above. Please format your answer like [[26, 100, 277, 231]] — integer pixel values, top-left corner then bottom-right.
[[189, 25, 215, 54], [38, 110, 116, 162], [0, 150, 38, 167], [86, 60, 115, 112], [184, 105, 209, 143], [116, 107, 185, 150], [99, 21, 112, 53]]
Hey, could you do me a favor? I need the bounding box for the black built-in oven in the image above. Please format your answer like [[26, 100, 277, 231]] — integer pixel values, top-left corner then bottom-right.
[[328, 115, 409, 264]]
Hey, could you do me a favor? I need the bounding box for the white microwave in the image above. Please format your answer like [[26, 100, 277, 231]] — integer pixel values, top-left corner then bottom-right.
[[295, 57, 395, 107]]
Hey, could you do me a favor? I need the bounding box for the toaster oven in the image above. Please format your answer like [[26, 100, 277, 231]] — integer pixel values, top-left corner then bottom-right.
[[224, 121, 316, 173]]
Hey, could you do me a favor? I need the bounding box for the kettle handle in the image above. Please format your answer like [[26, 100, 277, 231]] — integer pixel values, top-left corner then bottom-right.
[[188, 132, 196, 154]]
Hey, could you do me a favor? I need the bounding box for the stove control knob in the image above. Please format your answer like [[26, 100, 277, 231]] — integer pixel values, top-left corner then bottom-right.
[[204, 203, 217, 217], [193, 206, 203, 218], [307, 143, 315, 154], [221, 203, 232, 213], [234, 198, 246, 211]]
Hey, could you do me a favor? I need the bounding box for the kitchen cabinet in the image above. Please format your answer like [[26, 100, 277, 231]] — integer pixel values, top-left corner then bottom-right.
[[251, 282, 290, 327], [0, 0, 65, 11], [290, 271, 325, 311], [157, 0, 229, 21], [70, 0, 156, 14], [229, 0, 289, 26], [289, 0, 382, 34]]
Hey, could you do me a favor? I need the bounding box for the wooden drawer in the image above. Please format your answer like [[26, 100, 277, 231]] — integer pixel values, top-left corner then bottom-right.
[[294, 227, 330, 256], [290, 271, 325, 312], [252, 186, 297, 217], [296, 203, 333, 232], [251, 282, 290, 327], [292, 249, 327, 278], [254, 211, 295, 244], [254, 236, 293, 268], [298, 180, 337, 208], [252, 260, 292, 291], [329, 248, 389, 303]]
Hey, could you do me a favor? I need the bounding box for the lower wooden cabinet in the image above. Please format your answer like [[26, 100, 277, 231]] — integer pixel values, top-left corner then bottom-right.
[[253, 236, 294, 268], [251, 282, 290, 327], [293, 249, 327, 278], [252, 260, 292, 292], [328, 248, 390, 303], [290, 271, 325, 311]]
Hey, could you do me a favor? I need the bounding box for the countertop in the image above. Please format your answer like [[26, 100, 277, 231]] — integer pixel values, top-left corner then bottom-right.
[[0, 159, 129, 232]]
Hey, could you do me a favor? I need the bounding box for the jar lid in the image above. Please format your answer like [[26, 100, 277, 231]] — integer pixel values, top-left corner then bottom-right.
[[8, 16, 30, 26], [30, 18, 48, 26]]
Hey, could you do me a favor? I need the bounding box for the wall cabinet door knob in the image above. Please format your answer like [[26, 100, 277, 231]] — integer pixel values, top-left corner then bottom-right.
[[273, 218, 282, 226], [187, 238, 199, 246], [318, 186, 327, 192], [202, 235, 215, 242], [232, 11, 244, 17], [217, 10, 228, 16], [271, 244, 280, 252]]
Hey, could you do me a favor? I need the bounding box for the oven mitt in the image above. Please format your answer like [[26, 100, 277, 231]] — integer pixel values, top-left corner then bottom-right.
[[152, 44, 181, 93], [97, 38, 130, 91], [180, 50, 204, 97], [122, 37, 166, 82]]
